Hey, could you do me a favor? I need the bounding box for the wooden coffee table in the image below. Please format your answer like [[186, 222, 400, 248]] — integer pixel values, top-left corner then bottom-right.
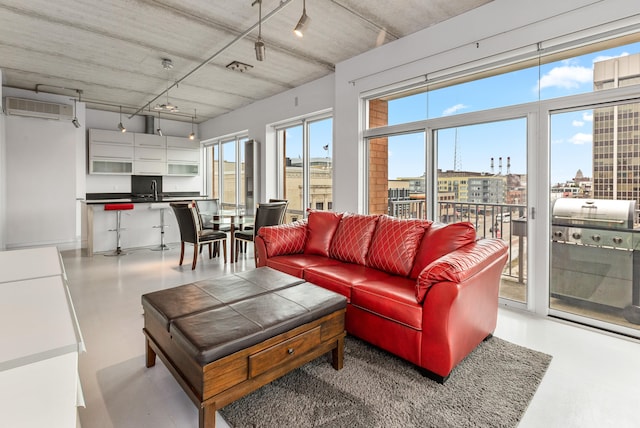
[[142, 268, 347, 428]]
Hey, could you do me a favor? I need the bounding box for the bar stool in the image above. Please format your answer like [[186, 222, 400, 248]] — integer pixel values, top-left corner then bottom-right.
[[104, 203, 134, 256], [149, 203, 171, 251]]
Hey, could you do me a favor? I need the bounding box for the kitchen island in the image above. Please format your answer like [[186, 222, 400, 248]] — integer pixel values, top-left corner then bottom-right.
[[82, 193, 212, 255]]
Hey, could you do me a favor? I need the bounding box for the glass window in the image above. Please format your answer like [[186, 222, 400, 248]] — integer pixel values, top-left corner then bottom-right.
[[369, 39, 640, 128], [279, 115, 333, 222]]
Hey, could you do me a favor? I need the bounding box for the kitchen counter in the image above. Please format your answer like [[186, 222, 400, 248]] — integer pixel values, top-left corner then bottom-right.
[[82, 195, 214, 254], [84, 192, 210, 204]]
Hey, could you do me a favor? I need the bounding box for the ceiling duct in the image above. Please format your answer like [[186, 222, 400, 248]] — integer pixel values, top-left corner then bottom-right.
[[5, 97, 73, 120], [145, 115, 155, 134]]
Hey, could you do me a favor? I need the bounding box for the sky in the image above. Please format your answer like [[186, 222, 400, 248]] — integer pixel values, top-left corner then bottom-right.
[[385, 41, 640, 184]]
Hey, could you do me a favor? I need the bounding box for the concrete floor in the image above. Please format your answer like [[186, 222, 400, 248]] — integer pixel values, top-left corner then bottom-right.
[[62, 246, 640, 428]]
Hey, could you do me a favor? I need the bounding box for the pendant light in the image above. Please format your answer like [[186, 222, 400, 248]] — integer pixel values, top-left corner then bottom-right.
[[254, 0, 265, 61], [189, 109, 196, 140], [293, 0, 310, 37], [117, 106, 126, 132]]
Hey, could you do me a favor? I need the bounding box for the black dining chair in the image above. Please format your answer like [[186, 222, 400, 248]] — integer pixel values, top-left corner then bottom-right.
[[239, 198, 288, 238], [170, 202, 227, 269], [234, 201, 287, 263]]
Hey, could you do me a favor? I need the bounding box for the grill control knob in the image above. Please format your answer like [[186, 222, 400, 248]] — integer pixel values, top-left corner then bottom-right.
[[613, 237, 623, 245], [572, 232, 582, 239], [553, 231, 563, 239], [591, 235, 601, 243]]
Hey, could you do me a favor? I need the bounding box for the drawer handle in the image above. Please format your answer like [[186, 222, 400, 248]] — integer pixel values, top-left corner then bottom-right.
[[287, 348, 295, 355]]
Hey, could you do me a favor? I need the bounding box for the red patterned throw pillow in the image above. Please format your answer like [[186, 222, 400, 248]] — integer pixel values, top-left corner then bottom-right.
[[328, 214, 379, 265], [304, 210, 343, 257], [366, 216, 430, 277], [258, 220, 308, 257]]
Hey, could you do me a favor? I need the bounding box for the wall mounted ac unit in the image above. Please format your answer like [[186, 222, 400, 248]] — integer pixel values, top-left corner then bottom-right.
[[5, 97, 73, 121]]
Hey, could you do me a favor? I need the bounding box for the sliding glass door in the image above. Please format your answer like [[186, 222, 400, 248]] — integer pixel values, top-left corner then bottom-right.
[[550, 103, 640, 334]]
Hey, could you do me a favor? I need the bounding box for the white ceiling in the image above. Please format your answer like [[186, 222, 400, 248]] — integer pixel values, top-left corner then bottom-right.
[[0, 0, 491, 123]]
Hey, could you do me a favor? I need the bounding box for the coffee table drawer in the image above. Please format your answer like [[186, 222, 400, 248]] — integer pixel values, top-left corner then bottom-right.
[[249, 326, 322, 377]]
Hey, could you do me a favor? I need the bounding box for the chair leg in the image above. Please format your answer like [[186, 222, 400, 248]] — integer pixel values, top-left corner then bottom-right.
[[235, 240, 239, 263], [179, 242, 185, 266], [222, 240, 227, 263], [191, 244, 198, 270], [253, 242, 258, 266], [208, 243, 213, 259]]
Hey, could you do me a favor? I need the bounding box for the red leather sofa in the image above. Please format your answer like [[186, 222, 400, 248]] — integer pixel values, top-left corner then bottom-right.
[[254, 211, 509, 382]]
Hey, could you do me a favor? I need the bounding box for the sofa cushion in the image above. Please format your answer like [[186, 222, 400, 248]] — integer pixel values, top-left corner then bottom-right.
[[266, 254, 342, 279], [351, 277, 423, 330], [304, 263, 391, 303], [304, 210, 343, 257], [259, 220, 308, 257], [366, 216, 430, 277], [328, 214, 379, 265], [409, 221, 477, 279]]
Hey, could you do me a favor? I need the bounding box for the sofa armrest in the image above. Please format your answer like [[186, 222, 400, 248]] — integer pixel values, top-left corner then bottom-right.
[[415, 238, 507, 304], [417, 238, 508, 378]]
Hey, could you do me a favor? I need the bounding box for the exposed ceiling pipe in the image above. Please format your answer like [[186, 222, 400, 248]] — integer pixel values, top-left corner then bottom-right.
[[129, 0, 294, 119]]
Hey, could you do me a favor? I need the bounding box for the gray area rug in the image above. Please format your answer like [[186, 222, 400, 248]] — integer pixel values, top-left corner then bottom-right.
[[220, 336, 551, 428]]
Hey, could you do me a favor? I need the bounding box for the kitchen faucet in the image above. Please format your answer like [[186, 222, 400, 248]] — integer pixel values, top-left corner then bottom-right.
[[151, 180, 158, 201]]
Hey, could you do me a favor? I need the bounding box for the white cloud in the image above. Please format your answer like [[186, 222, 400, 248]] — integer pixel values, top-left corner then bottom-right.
[[582, 112, 593, 122], [538, 65, 593, 90], [569, 133, 592, 145], [572, 120, 584, 127], [442, 103, 468, 116]]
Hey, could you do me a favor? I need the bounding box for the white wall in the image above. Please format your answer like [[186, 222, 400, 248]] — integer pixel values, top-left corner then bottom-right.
[[199, 74, 335, 202], [3, 88, 81, 249]]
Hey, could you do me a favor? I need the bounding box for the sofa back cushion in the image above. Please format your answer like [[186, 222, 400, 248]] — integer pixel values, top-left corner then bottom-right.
[[304, 210, 343, 257], [258, 220, 308, 257], [329, 214, 379, 265], [409, 221, 477, 279], [366, 216, 431, 277]]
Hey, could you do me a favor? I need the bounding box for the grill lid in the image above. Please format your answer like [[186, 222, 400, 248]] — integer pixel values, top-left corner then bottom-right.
[[551, 198, 636, 229]]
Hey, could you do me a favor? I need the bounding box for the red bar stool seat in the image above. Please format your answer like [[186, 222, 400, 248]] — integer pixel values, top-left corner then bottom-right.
[[104, 203, 134, 256]]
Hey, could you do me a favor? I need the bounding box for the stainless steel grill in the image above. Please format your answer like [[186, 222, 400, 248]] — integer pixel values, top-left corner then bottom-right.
[[551, 198, 640, 324]]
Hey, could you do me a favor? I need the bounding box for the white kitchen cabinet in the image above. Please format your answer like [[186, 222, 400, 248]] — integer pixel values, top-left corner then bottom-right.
[[166, 136, 201, 176], [89, 129, 134, 175], [135, 133, 166, 148], [166, 136, 200, 149], [89, 128, 133, 145], [134, 160, 167, 175], [88, 130, 201, 176], [0, 247, 85, 428]]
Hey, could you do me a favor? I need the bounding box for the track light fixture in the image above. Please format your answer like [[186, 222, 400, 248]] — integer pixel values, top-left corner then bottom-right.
[[189, 109, 196, 140], [71, 98, 81, 128], [293, 0, 310, 37], [253, 0, 265, 61], [156, 112, 163, 136], [118, 106, 126, 133]]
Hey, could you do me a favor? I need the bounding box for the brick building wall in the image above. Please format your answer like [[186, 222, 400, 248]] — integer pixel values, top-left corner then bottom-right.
[[369, 99, 389, 215]]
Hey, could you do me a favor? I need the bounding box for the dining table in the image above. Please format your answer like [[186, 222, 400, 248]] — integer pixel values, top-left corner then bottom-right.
[[200, 208, 254, 263]]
